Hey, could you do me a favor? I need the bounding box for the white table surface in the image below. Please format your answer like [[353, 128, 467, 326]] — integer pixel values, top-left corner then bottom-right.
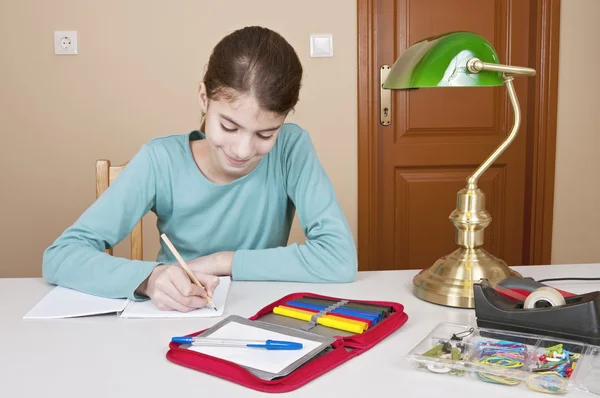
[[1, 263, 599, 398]]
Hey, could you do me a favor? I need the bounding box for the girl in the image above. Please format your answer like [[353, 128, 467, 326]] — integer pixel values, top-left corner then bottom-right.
[[42, 26, 357, 312]]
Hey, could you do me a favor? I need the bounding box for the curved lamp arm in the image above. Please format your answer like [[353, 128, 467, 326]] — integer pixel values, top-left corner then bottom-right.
[[465, 58, 536, 189]]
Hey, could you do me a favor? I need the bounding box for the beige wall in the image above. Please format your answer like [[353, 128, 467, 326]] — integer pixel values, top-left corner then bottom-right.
[[551, 0, 600, 264], [0, 1, 598, 278], [0, 0, 357, 277]]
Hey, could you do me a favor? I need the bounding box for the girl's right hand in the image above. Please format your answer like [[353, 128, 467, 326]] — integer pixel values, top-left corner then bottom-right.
[[136, 265, 220, 312]]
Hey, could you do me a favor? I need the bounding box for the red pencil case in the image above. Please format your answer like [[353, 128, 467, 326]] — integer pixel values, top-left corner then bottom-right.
[[166, 291, 409, 393]]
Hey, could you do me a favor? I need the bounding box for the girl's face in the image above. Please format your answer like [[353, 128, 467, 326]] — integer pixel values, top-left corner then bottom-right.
[[198, 83, 286, 181]]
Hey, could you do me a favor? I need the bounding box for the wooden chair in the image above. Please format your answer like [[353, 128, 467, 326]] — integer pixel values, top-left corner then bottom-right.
[[95, 160, 143, 260]]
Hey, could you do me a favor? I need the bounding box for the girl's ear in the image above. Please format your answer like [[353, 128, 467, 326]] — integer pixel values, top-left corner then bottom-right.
[[198, 82, 208, 113]]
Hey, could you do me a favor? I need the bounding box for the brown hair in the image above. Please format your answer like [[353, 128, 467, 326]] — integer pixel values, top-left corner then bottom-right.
[[201, 26, 303, 128]]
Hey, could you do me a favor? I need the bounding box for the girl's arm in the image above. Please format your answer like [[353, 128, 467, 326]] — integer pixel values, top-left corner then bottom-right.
[[42, 144, 161, 299], [231, 127, 358, 283]]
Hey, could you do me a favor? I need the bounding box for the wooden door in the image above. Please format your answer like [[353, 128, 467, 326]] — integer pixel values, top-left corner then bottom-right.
[[358, 0, 560, 271]]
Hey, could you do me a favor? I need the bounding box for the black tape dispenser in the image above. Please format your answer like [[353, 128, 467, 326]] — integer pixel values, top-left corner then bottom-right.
[[473, 278, 600, 345]]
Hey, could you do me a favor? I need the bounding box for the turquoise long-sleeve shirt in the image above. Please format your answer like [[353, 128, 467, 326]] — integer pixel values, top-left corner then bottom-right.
[[42, 123, 357, 300]]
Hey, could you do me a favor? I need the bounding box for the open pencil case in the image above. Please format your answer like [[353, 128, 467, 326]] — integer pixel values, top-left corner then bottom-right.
[[166, 292, 409, 393]]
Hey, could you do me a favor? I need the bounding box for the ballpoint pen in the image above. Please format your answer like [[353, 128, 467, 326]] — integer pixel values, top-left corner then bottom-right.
[[171, 336, 303, 350]]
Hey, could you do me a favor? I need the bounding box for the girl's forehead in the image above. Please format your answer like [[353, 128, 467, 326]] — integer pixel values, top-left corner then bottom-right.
[[212, 95, 284, 125]]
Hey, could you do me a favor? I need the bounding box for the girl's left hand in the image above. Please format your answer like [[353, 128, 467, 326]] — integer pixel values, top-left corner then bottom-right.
[[187, 251, 234, 276]]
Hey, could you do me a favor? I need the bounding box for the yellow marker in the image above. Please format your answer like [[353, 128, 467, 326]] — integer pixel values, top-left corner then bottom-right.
[[273, 305, 367, 334], [277, 305, 369, 330], [326, 314, 369, 330]]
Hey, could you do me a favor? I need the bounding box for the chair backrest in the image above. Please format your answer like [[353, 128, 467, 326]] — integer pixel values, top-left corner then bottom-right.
[[95, 159, 143, 260]]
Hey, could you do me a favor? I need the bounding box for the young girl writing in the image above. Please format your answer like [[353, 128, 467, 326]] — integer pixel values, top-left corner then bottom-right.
[[42, 26, 357, 312]]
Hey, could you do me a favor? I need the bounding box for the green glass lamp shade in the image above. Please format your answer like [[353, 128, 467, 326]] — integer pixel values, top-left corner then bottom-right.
[[383, 31, 503, 89]]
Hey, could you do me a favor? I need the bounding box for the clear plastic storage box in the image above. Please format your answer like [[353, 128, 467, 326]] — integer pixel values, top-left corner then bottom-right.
[[407, 322, 600, 395]]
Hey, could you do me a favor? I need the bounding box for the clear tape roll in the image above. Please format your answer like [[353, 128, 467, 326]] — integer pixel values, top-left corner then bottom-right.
[[523, 286, 566, 309], [427, 363, 451, 373]]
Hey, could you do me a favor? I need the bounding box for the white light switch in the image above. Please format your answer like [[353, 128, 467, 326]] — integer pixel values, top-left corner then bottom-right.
[[54, 31, 78, 55], [310, 34, 333, 57]]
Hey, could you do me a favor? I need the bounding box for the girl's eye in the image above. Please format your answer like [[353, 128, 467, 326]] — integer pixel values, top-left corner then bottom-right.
[[221, 124, 237, 132], [257, 133, 274, 140]]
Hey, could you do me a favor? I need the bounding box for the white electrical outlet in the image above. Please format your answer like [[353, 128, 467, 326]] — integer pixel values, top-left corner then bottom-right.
[[54, 31, 78, 55]]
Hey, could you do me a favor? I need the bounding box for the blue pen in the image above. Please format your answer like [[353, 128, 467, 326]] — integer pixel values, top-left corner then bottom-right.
[[171, 336, 303, 350]]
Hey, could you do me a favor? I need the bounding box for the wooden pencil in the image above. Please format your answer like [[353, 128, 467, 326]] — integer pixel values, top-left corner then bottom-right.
[[160, 233, 217, 311]]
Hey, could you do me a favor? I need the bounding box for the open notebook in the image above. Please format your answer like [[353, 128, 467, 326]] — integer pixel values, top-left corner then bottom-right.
[[23, 276, 231, 319]]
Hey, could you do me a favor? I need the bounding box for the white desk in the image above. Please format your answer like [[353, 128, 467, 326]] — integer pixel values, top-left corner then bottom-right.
[[1, 264, 598, 397]]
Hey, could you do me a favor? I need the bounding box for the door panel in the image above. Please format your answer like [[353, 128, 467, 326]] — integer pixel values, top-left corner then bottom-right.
[[393, 165, 506, 271]]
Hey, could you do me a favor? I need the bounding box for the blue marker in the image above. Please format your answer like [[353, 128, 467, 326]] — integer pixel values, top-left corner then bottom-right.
[[171, 336, 303, 350]]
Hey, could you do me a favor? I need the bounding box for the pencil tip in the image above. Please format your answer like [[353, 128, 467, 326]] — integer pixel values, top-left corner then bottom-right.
[[214, 307, 218, 311]]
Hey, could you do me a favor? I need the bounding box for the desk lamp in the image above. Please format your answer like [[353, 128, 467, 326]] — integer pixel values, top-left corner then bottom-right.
[[383, 31, 536, 308]]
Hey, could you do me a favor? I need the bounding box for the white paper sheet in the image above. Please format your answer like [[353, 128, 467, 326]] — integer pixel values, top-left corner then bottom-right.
[[120, 276, 231, 318], [23, 286, 128, 319], [188, 321, 322, 374], [23, 276, 231, 319]]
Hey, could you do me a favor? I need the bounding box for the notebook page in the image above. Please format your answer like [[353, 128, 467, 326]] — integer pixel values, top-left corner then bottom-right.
[[23, 286, 128, 319], [188, 321, 323, 374], [119, 276, 231, 318]]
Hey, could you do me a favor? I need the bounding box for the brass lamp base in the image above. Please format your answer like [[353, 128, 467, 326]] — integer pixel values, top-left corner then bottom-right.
[[413, 247, 521, 308], [411, 71, 534, 309]]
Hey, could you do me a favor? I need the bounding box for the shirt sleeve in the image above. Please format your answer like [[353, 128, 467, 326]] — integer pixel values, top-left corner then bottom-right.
[[231, 128, 358, 283], [42, 144, 161, 300]]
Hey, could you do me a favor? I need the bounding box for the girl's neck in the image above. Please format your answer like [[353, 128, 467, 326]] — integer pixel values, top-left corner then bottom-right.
[[190, 139, 235, 184]]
